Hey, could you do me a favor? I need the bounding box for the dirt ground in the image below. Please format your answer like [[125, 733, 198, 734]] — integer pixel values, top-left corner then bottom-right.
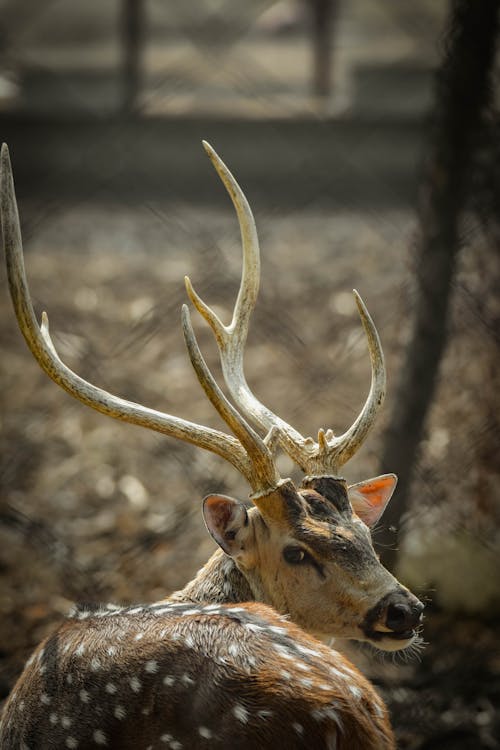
[[0, 183, 499, 747]]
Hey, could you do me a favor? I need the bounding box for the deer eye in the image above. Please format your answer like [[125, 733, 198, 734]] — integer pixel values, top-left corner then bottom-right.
[[283, 546, 308, 565]]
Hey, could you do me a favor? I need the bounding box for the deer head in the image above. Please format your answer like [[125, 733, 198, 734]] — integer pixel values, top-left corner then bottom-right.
[[0, 142, 423, 651]]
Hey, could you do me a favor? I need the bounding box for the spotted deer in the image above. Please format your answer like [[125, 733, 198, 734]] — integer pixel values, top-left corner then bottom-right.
[[0, 142, 423, 750]]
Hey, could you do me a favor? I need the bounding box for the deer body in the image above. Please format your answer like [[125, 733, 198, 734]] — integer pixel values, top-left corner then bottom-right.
[[1, 601, 394, 749], [0, 141, 423, 749]]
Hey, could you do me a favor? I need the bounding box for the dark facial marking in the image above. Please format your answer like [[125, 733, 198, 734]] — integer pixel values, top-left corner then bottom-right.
[[301, 476, 352, 515], [299, 491, 340, 521]]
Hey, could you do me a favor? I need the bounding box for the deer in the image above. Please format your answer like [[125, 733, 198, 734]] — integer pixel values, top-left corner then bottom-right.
[[0, 141, 424, 750]]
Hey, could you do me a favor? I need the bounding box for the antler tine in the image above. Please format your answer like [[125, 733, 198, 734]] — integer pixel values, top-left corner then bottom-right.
[[186, 141, 311, 470], [307, 290, 386, 475], [181, 304, 281, 494], [184, 141, 259, 350], [186, 142, 386, 476], [0, 143, 262, 487]]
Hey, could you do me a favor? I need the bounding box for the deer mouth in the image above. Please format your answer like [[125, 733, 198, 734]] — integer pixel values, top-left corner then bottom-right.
[[362, 589, 424, 648], [364, 625, 417, 643]]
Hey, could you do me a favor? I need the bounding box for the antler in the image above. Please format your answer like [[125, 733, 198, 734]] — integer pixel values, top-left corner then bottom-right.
[[0, 143, 280, 495], [186, 141, 386, 476]]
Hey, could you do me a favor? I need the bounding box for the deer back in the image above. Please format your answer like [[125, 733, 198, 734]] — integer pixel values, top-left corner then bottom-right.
[[0, 601, 394, 750]]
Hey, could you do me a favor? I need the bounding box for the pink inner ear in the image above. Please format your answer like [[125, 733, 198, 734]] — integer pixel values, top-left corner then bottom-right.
[[348, 474, 397, 527], [204, 495, 234, 530], [360, 479, 392, 507], [203, 494, 248, 556]]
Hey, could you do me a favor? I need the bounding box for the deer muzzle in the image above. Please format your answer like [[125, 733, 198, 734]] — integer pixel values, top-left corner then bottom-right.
[[362, 588, 424, 647]]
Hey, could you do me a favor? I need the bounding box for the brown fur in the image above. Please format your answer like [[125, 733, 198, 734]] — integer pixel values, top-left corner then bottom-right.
[[0, 602, 394, 749]]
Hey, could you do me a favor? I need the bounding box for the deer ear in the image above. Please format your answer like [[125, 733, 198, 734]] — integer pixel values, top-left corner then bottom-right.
[[348, 474, 397, 528], [203, 494, 250, 556]]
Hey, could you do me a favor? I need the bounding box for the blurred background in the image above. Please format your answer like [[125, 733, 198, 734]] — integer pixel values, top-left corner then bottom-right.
[[0, 0, 499, 747]]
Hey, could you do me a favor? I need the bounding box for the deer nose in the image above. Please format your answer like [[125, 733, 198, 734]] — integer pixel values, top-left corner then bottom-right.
[[385, 596, 424, 633], [362, 588, 424, 643]]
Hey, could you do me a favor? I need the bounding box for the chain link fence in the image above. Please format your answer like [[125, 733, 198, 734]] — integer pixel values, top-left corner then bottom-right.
[[1, 2, 499, 747]]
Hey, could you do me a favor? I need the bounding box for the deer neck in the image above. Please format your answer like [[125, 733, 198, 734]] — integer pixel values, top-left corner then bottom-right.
[[168, 548, 258, 605]]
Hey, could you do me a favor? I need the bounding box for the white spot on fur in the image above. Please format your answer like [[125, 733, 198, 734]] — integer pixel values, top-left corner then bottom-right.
[[114, 705, 126, 720], [181, 674, 194, 687], [107, 646, 117, 657], [313, 706, 341, 724], [269, 626, 288, 636], [245, 623, 265, 633], [296, 661, 310, 672], [228, 643, 240, 657], [61, 717, 72, 729], [300, 678, 313, 688], [128, 607, 143, 615], [129, 676, 142, 693], [330, 667, 346, 681], [65, 737, 77, 748], [163, 675, 175, 686], [198, 727, 212, 738], [296, 644, 321, 658], [340, 664, 358, 678], [90, 657, 101, 671], [49, 713, 58, 725], [293, 722, 304, 734], [160, 735, 183, 747], [145, 660, 159, 674], [183, 608, 201, 616], [273, 643, 297, 662], [93, 730, 107, 745], [79, 689, 90, 703], [105, 683, 117, 695], [40, 693, 51, 705], [66, 674, 73, 685], [134, 633, 144, 641], [348, 684, 362, 700], [233, 704, 249, 723], [75, 644, 85, 656], [258, 710, 273, 719]]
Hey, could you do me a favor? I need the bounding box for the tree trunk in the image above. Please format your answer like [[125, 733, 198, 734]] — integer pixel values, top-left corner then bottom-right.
[[310, 0, 338, 99], [378, 0, 500, 571], [122, 0, 145, 114]]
